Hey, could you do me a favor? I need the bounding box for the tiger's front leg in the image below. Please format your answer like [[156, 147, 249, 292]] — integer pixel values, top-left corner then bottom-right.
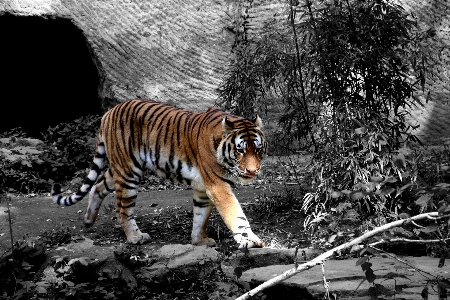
[[207, 186, 264, 249], [191, 190, 216, 247]]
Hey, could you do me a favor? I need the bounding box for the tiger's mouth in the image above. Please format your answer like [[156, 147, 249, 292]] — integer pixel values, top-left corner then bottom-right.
[[240, 172, 257, 179]]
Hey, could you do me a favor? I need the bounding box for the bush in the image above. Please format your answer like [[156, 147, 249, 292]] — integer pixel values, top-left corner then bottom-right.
[[218, 0, 435, 219], [0, 115, 101, 194]]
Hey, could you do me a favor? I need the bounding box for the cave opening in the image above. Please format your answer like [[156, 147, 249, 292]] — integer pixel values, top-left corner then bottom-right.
[[0, 14, 102, 138]]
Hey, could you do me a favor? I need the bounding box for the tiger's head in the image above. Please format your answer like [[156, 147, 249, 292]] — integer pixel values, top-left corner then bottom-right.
[[217, 116, 267, 183]]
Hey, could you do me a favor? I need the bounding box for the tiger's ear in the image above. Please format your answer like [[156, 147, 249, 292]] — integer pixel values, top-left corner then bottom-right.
[[251, 115, 263, 128], [222, 117, 235, 133]]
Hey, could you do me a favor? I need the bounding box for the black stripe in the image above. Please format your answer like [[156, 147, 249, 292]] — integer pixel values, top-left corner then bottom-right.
[[146, 104, 166, 129], [165, 162, 171, 179], [95, 151, 106, 159], [141, 101, 158, 121], [115, 179, 136, 190], [193, 199, 210, 207], [90, 162, 101, 174], [221, 143, 227, 158], [122, 202, 136, 208], [163, 114, 173, 145], [122, 176, 140, 186], [176, 160, 183, 182], [175, 112, 184, 144], [120, 194, 137, 201], [128, 137, 143, 171], [155, 108, 174, 132], [105, 179, 114, 192], [83, 177, 95, 186]]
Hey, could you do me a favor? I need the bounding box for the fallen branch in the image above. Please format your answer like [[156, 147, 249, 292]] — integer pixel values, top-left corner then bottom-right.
[[236, 212, 443, 300]]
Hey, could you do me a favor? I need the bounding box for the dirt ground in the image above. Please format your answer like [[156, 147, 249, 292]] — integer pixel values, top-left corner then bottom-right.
[[0, 183, 295, 253]]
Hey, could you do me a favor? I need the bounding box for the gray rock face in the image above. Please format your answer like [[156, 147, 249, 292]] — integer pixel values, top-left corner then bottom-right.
[[0, 0, 237, 110], [1, 0, 449, 143], [42, 239, 221, 293], [225, 250, 448, 299], [139, 243, 221, 282]]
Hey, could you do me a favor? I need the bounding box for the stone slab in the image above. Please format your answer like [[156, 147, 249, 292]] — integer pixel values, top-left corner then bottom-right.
[[240, 256, 450, 299]]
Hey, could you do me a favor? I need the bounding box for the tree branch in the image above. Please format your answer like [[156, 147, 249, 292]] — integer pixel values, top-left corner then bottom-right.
[[236, 212, 443, 300]]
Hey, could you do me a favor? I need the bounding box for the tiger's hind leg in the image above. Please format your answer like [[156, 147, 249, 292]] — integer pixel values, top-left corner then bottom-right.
[[114, 177, 150, 244], [191, 190, 216, 247], [84, 168, 115, 227]]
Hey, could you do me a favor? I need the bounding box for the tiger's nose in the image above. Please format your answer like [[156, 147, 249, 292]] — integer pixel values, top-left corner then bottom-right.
[[244, 168, 258, 175]]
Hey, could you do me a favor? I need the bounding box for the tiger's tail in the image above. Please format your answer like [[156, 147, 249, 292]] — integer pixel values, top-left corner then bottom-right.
[[51, 136, 106, 206]]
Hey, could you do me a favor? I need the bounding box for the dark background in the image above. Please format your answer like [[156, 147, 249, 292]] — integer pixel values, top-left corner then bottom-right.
[[0, 14, 101, 137]]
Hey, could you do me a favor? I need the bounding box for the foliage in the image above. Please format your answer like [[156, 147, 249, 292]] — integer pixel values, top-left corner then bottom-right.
[[302, 143, 450, 244], [218, 0, 435, 221], [0, 115, 100, 194]]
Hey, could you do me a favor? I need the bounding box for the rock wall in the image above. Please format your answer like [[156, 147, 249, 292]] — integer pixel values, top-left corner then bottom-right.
[[242, 0, 450, 144], [396, 0, 450, 144], [0, 0, 449, 143], [0, 0, 237, 110]]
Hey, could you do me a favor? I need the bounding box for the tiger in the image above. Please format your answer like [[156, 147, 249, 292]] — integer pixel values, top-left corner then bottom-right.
[[51, 99, 267, 248]]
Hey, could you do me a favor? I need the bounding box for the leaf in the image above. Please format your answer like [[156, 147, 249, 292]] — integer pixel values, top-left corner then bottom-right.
[[341, 190, 352, 195], [420, 225, 439, 233], [356, 256, 369, 266], [383, 231, 395, 240], [438, 202, 449, 216], [398, 213, 410, 219], [384, 176, 398, 183], [369, 176, 384, 183], [36, 286, 47, 294], [65, 281, 75, 287], [394, 153, 406, 169], [379, 186, 395, 196], [421, 286, 428, 300], [350, 244, 363, 252], [383, 272, 410, 280], [435, 183, 450, 189], [350, 191, 364, 201], [395, 183, 412, 198], [328, 234, 337, 243], [415, 194, 433, 207], [35, 281, 50, 287], [361, 261, 372, 272], [438, 281, 449, 298], [439, 256, 445, 268], [355, 127, 367, 135], [234, 266, 243, 279], [335, 202, 352, 213], [363, 247, 380, 256], [390, 227, 414, 237], [365, 268, 377, 283], [439, 279, 450, 289], [330, 191, 342, 199], [368, 286, 378, 300]]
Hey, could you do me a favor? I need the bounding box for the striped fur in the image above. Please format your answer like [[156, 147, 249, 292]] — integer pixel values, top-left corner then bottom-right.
[[51, 99, 267, 248]]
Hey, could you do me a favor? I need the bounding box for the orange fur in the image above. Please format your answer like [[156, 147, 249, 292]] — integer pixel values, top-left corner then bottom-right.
[[52, 99, 267, 248]]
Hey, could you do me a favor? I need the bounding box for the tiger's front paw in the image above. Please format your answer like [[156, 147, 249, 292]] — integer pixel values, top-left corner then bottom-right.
[[192, 237, 217, 247], [237, 233, 264, 249], [127, 233, 151, 245]]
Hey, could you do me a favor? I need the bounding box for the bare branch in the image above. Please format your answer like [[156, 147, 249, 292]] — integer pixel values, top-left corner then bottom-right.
[[236, 212, 443, 300]]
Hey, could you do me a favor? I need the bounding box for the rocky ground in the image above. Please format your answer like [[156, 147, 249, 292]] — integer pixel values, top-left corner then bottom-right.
[[1, 155, 447, 299]]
